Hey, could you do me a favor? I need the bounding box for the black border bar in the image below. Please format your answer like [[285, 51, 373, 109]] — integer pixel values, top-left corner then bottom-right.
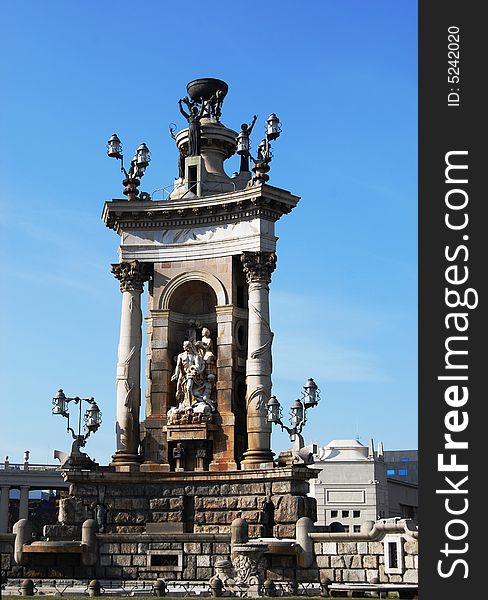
[[419, 2, 484, 597]]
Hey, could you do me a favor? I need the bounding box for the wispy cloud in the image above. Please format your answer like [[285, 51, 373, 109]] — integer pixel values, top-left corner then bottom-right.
[[4, 266, 105, 298], [273, 334, 390, 383], [271, 291, 389, 339], [0, 205, 101, 251], [14, 220, 71, 247], [270, 291, 392, 383]]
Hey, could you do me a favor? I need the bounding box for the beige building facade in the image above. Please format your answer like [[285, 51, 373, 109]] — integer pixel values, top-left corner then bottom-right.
[[309, 439, 418, 530]]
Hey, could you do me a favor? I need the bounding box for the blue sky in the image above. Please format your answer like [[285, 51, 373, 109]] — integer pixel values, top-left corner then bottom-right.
[[0, 1, 417, 465]]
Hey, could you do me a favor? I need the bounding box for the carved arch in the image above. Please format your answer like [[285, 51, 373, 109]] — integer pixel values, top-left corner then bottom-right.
[[158, 270, 228, 310]]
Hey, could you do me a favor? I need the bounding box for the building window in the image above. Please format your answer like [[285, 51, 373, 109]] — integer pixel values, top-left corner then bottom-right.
[[398, 469, 408, 476], [151, 554, 179, 567], [388, 542, 398, 569], [384, 536, 404, 575], [343, 525, 350, 533], [188, 165, 198, 193], [353, 510, 361, 518], [342, 510, 349, 518], [147, 551, 184, 572], [353, 525, 361, 533], [330, 510, 338, 518], [387, 469, 396, 476]]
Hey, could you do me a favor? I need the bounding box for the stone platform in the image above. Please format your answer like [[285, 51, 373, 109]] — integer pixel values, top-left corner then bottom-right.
[[5, 465, 316, 580], [49, 465, 317, 540]]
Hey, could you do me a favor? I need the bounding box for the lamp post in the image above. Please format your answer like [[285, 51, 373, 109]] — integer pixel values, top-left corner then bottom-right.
[[248, 113, 281, 184], [52, 389, 102, 469], [267, 378, 320, 465], [266, 113, 281, 141], [107, 134, 151, 200]]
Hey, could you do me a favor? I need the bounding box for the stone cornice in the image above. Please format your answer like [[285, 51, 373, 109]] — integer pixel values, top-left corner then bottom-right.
[[64, 464, 315, 485], [96, 532, 231, 542], [102, 184, 300, 234]]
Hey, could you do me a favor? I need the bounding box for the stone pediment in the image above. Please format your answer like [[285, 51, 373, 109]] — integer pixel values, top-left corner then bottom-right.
[[102, 183, 300, 234]]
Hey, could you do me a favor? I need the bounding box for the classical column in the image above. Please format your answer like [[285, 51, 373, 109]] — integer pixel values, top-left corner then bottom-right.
[[111, 260, 151, 465], [0, 485, 10, 532], [19, 486, 29, 520], [240, 251, 276, 469]]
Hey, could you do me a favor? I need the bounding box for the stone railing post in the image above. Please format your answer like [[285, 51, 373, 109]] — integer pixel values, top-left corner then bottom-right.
[[296, 516, 315, 568], [0, 485, 10, 532], [81, 518, 98, 566], [13, 519, 32, 565], [19, 485, 30, 520], [111, 260, 151, 466], [240, 251, 276, 469]]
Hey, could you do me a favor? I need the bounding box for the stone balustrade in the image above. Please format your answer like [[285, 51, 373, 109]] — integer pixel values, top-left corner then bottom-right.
[[0, 459, 68, 533]]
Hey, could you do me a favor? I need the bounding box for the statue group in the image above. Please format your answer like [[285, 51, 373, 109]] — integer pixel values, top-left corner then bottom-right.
[[178, 91, 225, 157], [168, 326, 217, 424]]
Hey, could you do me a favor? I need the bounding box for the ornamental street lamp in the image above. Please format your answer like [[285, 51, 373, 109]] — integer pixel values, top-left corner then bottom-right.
[[52, 389, 102, 469], [107, 134, 151, 200], [266, 113, 281, 141], [234, 112, 283, 183], [267, 378, 321, 465], [247, 113, 282, 184]]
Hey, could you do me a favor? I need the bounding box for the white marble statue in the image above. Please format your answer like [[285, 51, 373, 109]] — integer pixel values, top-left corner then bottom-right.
[[168, 327, 217, 424], [171, 340, 205, 408]]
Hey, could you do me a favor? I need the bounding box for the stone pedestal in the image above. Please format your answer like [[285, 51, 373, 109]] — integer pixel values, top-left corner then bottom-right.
[[232, 542, 268, 594], [164, 422, 216, 472], [170, 120, 238, 200], [44, 465, 316, 541]]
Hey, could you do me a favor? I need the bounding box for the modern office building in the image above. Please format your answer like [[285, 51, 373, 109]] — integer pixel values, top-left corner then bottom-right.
[[384, 449, 418, 485]]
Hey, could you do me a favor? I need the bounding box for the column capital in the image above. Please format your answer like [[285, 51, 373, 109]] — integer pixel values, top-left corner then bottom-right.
[[241, 251, 277, 284], [112, 260, 152, 293]]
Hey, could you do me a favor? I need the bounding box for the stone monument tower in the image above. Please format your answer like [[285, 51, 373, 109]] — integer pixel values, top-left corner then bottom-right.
[[13, 80, 317, 583], [103, 78, 300, 473]]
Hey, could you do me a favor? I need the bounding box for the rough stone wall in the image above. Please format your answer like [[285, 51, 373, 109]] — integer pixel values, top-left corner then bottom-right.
[[0, 537, 14, 581], [14, 536, 418, 584], [265, 553, 307, 583], [47, 472, 316, 540], [5, 521, 418, 585], [16, 552, 91, 581], [312, 537, 418, 585], [97, 538, 231, 581], [14, 536, 231, 581]]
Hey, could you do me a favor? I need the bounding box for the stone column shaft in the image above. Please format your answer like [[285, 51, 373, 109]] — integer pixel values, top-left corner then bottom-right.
[[19, 486, 29, 521], [0, 485, 10, 533], [241, 252, 276, 469], [111, 260, 151, 465]]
